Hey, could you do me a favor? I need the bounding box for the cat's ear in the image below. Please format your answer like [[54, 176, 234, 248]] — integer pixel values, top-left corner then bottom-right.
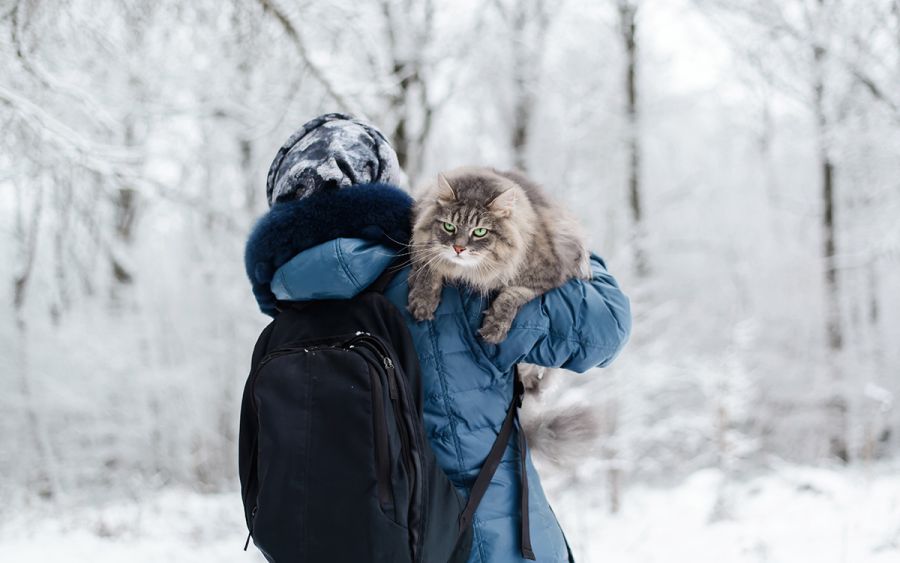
[[488, 188, 518, 217], [436, 173, 457, 203]]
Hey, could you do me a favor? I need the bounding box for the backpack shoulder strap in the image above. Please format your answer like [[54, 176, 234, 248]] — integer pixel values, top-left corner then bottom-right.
[[458, 368, 535, 560], [365, 257, 408, 294]]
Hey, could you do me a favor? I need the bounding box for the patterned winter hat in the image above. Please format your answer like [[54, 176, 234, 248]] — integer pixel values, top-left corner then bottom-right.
[[266, 113, 405, 207]]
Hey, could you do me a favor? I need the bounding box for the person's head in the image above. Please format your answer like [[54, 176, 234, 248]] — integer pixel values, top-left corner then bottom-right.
[[246, 113, 413, 316], [265, 113, 405, 206]]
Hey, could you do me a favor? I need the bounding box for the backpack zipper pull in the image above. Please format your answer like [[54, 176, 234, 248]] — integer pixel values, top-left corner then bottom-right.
[[244, 506, 258, 551], [384, 356, 398, 400]]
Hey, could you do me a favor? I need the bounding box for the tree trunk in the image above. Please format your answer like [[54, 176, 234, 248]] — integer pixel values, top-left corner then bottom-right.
[[619, 0, 647, 277], [388, 57, 413, 172], [381, 0, 434, 186], [110, 120, 139, 301], [509, 67, 533, 171], [812, 36, 847, 463], [240, 137, 256, 214], [507, 0, 549, 173], [866, 258, 890, 458], [510, 1, 532, 172], [757, 92, 785, 244], [820, 150, 841, 352], [12, 181, 62, 500], [867, 259, 882, 369], [600, 393, 622, 514]]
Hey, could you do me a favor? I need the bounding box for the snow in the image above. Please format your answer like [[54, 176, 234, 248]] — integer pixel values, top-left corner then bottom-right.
[[556, 465, 900, 563], [0, 490, 265, 563], [2, 465, 898, 563]]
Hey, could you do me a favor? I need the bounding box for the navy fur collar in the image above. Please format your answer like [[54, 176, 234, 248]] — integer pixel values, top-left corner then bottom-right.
[[245, 183, 413, 315]]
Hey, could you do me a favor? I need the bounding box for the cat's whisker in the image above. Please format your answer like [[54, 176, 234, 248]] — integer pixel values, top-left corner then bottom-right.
[[381, 233, 418, 247], [409, 250, 449, 284], [374, 248, 416, 257], [409, 251, 445, 283], [377, 240, 443, 260], [387, 259, 413, 273]]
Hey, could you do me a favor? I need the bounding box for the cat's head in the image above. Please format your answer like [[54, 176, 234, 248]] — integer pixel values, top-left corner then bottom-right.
[[411, 167, 535, 286]]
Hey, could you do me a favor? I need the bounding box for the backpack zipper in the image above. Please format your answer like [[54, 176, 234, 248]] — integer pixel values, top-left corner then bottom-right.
[[350, 333, 399, 399], [346, 332, 423, 562], [249, 346, 313, 412], [347, 335, 412, 479], [248, 343, 346, 412], [366, 355, 394, 511]]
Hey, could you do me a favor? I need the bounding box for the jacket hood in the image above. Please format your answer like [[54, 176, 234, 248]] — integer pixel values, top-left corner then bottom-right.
[[270, 237, 396, 303], [244, 183, 413, 316]]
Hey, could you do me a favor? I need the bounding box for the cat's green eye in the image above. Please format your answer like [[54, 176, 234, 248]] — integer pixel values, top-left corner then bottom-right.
[[472, 227, 488, 237], [442, 222, 456, 233]]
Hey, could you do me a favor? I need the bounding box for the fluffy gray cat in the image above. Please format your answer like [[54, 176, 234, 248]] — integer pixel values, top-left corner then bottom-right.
[[407, 166, 591, 344], [407, 167, 598, 463]]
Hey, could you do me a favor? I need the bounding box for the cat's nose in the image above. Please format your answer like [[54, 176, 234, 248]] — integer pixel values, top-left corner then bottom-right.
[[453, 245, 466, 255]]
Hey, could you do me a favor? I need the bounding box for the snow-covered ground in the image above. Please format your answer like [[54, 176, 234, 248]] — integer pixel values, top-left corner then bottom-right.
[[556, 464, 900, 563], [2, 465, 898, 563], [0, 489, 266, 563]]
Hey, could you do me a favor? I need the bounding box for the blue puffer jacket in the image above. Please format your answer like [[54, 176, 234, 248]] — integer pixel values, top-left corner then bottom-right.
[[262, 234, 631, 563]]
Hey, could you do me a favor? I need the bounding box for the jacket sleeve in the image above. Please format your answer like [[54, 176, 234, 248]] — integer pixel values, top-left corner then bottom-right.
[[479, 254, 631, 373]]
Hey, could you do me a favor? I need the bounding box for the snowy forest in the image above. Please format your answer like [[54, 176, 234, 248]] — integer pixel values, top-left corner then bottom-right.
[[1, 0, 899, 561]]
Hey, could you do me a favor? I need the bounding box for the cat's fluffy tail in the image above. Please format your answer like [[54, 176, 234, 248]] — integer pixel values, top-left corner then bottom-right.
[[520, 402, 599, 466]]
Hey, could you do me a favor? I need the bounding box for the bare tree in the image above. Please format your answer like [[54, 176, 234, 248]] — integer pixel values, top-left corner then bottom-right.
[[696, 0, 900, 462], [11, 175, 63, 500], [806, 1, 849, 462], [618, 0, 648, 278], [254, 0, 357, 113], [379, 0, 437, 184], [494, 0, 553, 173]]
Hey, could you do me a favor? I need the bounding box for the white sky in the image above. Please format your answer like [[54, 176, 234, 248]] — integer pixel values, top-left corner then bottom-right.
[[643, 0, 747, 101]]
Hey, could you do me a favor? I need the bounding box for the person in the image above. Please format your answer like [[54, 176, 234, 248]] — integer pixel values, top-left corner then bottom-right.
[[245, 113, 631, 563]]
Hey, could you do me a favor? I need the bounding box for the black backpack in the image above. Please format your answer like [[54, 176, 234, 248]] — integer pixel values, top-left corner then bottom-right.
[[238, 268, 534, 562]]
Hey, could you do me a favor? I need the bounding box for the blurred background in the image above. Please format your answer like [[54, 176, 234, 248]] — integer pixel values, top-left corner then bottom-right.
[[1, 0, 898, 561]]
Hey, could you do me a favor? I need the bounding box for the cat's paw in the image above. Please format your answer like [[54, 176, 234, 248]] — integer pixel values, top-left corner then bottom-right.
[[479, 313, 513, 344], [408, 294, 439, 321]]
